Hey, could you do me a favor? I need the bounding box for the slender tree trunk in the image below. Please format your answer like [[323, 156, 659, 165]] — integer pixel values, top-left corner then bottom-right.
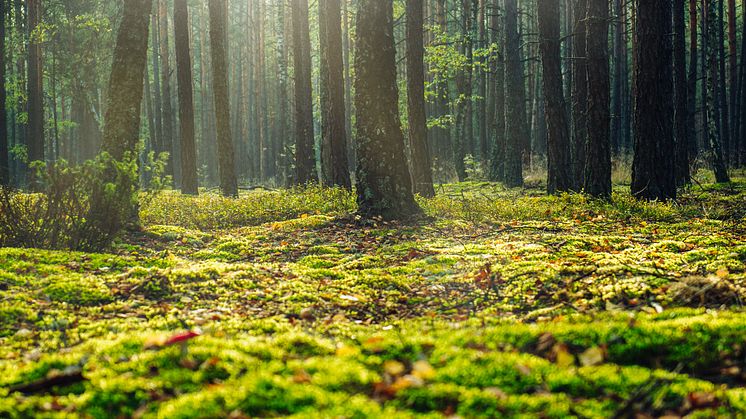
[[716, 0, 730, 165], [27, 0, 44, 184], [174, 0, 198, 195], [489, 0, 506, 182], [610, 0, 622, 155], [673, 0, 691, 186], [687, 0, 699, 161], [739, 0, 746, 165], [291, 0, 316, 184], [0, 0, 8, 185], [354, 0, 420, 219], [208, 0, 238, 197], [503, 0, 525, 187], [151, 10, 163, 158], [538, 0, 572, 194], [571, 0, 588, 190], [159, 0, 176, 181], [704, 0, 731, 182], [727, 0, 737, 148], [584, 0, 611, 198], [406, 0, 435, 197], [477, 0, 488, 161], [319, 0, 351, 188], [632, 0, 676, 201]]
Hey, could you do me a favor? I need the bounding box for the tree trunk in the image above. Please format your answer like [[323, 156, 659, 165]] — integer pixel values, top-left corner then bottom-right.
[[406, 0, 435, 198], [727, 0, 737, 149], [538, 0, 572, 194], [571, 0, 588, 190], [673, 0, 691, 186], [687, 0, 699, 161], [291, 0, 316, 184], [27, 0, 44, 184], [208, 0, 238, 196], [354, 0, 420, 219], [503, 0, 526, 187], [158, 0, 175, 181], [174, 0, 198, 195], [716, 0, 730, 165], [584, 0, 611, 198], [319, 0, 351, 189], [703, 0, 731, 182], [151, 10, 164, 158], [0, 0, 7, 185], [632, 0, 676, 201], [489, 0, 506, 182]]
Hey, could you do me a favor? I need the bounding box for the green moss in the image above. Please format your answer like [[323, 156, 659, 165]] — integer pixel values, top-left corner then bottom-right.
[[43, 275, 113, 305]]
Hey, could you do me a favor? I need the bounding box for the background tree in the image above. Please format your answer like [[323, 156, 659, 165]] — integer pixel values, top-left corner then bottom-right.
[[0, 0, 7, 185], [292, 0, 316, 185], [673, 0, 691, 186], [571, 0, 588, 191], [503, 0, 526, 188], [27, 0, 44, 182], [538, 0, 571, 194], [174, 0, 198, 195], [208, 0, 238, 197], [354, 0, 419, 219], [406, 0, 435, 198]]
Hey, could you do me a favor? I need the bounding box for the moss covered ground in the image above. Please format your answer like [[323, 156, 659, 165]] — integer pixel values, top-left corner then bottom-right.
[[1, 175, 745, 418]]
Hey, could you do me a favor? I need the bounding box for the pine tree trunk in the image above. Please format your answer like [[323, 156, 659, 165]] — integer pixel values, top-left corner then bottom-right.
[[291, 0, 316, 184], [687, 0, 700, 161], [27, 0, 44, 184], [727, 0, 737, 149], [489, 0, 506, 182], [584, 0, 611, 198], [538, 0, 572, 194], [503, 0, 526, 187], [159, 0, 175, 181], [571, 0, 588, 190], [673, 0, 691, 186], [0, 0, 7, 185], [174, 0, 198, 195], [354, 0, 420, 219], [406, 0, 435, 198], [716, 0, 730, 165], [319, 0, 351, 188], [208, 0, 238, 197], [151, 11, 164, 158], [704, 0, 731, 182], [632, 0, 676, 201]]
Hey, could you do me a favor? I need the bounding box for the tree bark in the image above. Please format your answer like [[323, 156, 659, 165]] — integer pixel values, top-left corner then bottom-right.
[[0, 0, 7, 185], [354, 0, 420, 219], [538, 0, 572, 194], [584, 0, 611, 198], [673, 0, 691, 186], [503, 0, 526, 187], [632, 0, 676, 201], [406, 0, 435, 197], [687, 0, 699, 161], [703, 0, 731, 182], [158, 0, 175, 180], [291, 0, 316, 184], [208, 0, 238, 197], [174, 0, 198, 195], [319, 0, 351, 189], [27, 0, 44, 184], [571, 0, 588, 190]]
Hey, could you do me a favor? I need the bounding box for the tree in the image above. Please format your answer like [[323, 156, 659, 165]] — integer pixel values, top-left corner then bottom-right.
[[101, 0, 152, 160], [27, 0, 44, 182], [584, 0, 611, 198], [174, 0, 198, 195], [0, 0, 7, 185], [632, 0, 676, 201], [406, 0, 435, 198], [158, 0, 175, 180], [503, 0, 526, 188], [208, 0, 238, 197], [354, 0, 420, 219], [703, 0, 730, 183], [571, 0, 588, 190], [291, 0, 316, 184], [537, 0, 572, 194], [673, 0, 691, 186], [319, 0, 350, 189]]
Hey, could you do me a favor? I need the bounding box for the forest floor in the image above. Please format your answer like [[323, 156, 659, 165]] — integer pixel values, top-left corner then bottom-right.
[[1, 173, 746, 418]]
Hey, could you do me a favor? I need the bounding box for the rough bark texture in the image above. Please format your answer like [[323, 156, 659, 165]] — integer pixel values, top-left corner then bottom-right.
[[673, 0, 691, 186], [354, 0, 420, 219], [27, 0, 44, 173], [632, 0, 676, 201], [406, 0, 435, 198], [174, 0, 198, 195], [584, 0, 611, 198], [703, 0, 731, 183], [208, 0, 238, 197], [0, 0, 7, 185], [503, 0, 526, 188], [538, 0, 572, 194], [101, 0, 152, 160], [291, 0, 316, 184], [571, 0, 588, 190], [319, 0, 351, 189]]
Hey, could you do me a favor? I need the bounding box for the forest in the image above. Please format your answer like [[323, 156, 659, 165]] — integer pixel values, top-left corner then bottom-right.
[[0, 0, 745, 417]]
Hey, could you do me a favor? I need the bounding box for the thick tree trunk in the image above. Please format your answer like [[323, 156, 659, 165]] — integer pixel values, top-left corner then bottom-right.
[[354, 0, 420, 219], [174, 0, 198, 195], [673, 0, 691, 186], [503, 0, 526, 187], [571, 0, 588, 191], [101, 0, 152, 160], [584, 0, 611, 198], [319, 0, 351, 189], [632, 0, 676, 201], [27, 0, 44, 184], [208, 0, 238, 197], [538, 0, 572, 194], [291, 0, 316, 184], [406, 0, 435, 198]]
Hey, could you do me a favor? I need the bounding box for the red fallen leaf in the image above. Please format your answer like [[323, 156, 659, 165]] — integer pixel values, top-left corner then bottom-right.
[[164, 330, 201, 346]]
